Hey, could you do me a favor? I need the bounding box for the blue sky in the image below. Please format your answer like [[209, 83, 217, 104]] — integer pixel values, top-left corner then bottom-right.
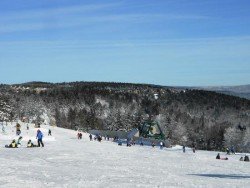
[[0, 0, 249, 86]]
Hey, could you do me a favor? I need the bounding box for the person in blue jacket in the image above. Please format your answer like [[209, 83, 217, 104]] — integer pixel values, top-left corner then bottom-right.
[[36, 129, 44, 147]]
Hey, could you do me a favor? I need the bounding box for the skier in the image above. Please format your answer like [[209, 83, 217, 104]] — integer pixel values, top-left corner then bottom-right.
[[97, 135, 102, 142], [151, 142, 155, 148], [159, 141, 163, 149], [27, 140, 36, 147], [79, 133, 82, 139], [27, 140, 32, 147], [216, 153, 220, 159], [226, 147, 230, 155], [16, 123, 21, 136], [192, 143, 196, 153], [77, 132, 82, 139], [244, 155, 249, 162], [183, 145, 186, 153], [36, 129, 44, 147], [27, 124, 29, 130], [89, 134, 93, 141], [6, 139, 17, 148], [48, 129, 52, 136], [17, 136, 23, 147]]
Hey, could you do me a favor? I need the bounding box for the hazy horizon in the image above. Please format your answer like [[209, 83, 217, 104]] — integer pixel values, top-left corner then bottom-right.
[[1, 80, 249, 88]]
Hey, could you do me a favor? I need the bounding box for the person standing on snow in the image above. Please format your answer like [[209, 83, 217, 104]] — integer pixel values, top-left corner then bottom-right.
[[183, 146, 186, 153], [17, 136, 23, 147], [97, 135, 102, 142], [16, 123, 21, 136], [192, 143, 196, 153], [216, 153, 220, 159], [151, 142, 155, 148], [79, 133, 82, 139], [160, 141, 163, 149], [36, 129, 44, 147], [244, 155, 249, 162], [48, 129, 52, 136], [89, 134, 93, 141]]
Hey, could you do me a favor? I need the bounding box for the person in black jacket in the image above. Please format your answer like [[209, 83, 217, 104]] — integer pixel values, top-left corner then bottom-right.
[[48, 129, 52, 136], [216, 153, 220, 159], [244, 155, 249, 162], [89, 134, 93, 141]]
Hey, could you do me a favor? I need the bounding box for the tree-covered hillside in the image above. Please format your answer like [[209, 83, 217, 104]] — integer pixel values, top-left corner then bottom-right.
[[0, 82, 249, 152]]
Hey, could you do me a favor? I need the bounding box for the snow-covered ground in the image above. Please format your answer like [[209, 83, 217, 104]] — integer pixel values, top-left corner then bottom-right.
[[0, 122, 249, 188]]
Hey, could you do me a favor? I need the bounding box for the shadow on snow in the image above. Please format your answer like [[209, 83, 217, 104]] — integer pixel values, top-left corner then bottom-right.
[[188, 174, 250, 179]]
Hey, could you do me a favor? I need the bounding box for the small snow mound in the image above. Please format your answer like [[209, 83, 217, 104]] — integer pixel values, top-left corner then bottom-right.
[[170, 145, 191, 150]]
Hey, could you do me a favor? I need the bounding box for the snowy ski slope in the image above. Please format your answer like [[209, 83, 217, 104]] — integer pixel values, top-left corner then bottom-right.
[[0, 122, 249, 188]]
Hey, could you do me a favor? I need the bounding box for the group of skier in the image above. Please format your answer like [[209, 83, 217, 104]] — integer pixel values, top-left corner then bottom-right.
[[214, 145, 250, 162], [77, 132, 102, 142], [239, 155, 249, 162], [78, 132, 102, 142], [5, 129, 45, 148], [216, 153, 249, 162], [9, 122, 249, 164], [77, 132, 83, 139], [6, 139, 25, 148], [216, 153, 229, 160]]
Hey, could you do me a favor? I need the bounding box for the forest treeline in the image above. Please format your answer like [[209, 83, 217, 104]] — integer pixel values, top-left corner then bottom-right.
[[0, 81, 249, 152]]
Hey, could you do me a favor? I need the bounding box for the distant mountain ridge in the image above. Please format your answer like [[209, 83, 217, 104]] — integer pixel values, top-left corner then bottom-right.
[[196, 84, 250, 99], [1, 82, 249, 100]]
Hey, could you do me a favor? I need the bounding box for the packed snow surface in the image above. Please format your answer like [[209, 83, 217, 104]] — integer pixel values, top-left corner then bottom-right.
[[0, 122, 249, 188]]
